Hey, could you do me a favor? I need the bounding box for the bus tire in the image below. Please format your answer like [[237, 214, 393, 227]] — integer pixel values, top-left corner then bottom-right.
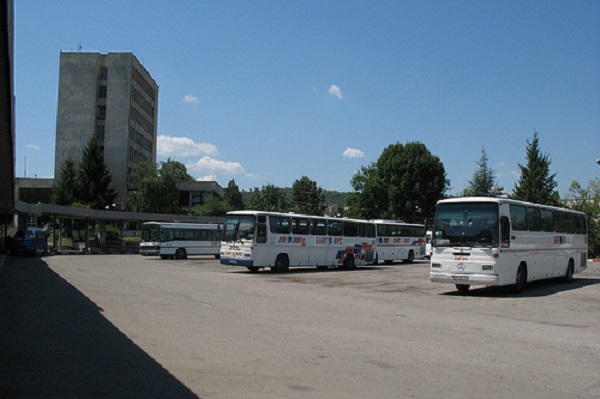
[[175, 248, 187, 260], [404, 250, 415, 264], [340, 255, 355, 270], [214, 254, 221, 260], [561, 260, 574, 283], [511, 263, 527, 294], [455, 284, 470, 293], [160, 255, 169, 260], [272, 254, 289, 273]]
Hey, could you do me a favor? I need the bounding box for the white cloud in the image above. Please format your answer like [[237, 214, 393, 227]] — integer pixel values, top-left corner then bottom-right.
[[27, 144, 40, 150], [196, 174, 218, 182], [157, 135, 218, 157], [328, 84, 343, 99], [187, 156, 246, 175], [183, 94, 199, 103], [343, 147, 365, 158]]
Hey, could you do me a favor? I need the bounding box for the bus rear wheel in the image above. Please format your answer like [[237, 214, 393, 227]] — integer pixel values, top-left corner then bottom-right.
[[272, 254, 289, 273], [340, 255, 355, 270], [403, 250, 414, 264], [561, 260, 574, 283]]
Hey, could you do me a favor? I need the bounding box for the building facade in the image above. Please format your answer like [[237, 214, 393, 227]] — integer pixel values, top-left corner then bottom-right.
[[54, 52, 158, 209], [1, 0, 15, 216]]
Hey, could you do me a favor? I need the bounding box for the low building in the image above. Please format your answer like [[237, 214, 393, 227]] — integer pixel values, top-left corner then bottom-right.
[[177, 181, 225, 213], [15, 178, 224, 215]]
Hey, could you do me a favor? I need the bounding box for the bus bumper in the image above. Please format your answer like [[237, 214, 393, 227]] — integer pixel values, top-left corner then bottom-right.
[[430, 271, 500, 286], [220, 258, 254, 267]]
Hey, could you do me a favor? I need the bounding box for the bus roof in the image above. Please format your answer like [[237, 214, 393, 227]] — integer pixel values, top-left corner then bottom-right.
[[225, 210, 371, 224], [142, 221, 221, 229], [436, 197, 585, 215]]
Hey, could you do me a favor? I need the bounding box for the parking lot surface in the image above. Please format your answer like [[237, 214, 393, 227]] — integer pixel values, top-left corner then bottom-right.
[[1, 255, 599, 398]]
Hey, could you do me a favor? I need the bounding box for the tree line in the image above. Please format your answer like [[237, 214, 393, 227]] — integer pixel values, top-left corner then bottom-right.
[[53, 132, 599, 257]]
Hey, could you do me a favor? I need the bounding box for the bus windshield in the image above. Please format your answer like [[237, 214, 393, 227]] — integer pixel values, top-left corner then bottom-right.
[[433, 203, 499, 248], [141, 224, 159, 242], [223, 215, 256, 243]]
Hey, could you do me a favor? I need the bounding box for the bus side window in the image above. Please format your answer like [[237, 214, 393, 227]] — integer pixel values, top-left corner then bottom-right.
[[366, 224, 376, 238], [500, 216, 510, 248], [256, 223, 267, 243]]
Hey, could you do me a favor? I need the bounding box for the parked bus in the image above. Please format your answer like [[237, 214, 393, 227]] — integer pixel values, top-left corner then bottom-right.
[[371, 219, 427, 264], [430, 197, 588, 293], [220, 211, 377, 272], [140, 222, 222, 260]]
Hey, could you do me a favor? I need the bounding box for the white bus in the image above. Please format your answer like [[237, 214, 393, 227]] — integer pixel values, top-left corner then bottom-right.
[[140, 222, 222, 260], [371, 219, 427, 264], [220, 211, 377, 272], [430, 197, 588, 293]]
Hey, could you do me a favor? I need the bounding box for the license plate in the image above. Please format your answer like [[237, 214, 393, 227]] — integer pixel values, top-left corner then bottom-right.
[[452, 276, 469, 281]]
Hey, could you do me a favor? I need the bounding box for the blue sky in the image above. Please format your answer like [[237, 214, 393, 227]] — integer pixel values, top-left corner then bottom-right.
[[14, 0, 600, 196]]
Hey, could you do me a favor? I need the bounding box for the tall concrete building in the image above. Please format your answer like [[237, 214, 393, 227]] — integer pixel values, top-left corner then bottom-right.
[[55, 52, 158, 209]]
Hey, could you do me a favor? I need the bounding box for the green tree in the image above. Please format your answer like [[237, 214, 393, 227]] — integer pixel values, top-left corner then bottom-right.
[[245, 184, 289, 212], [158, 159, 193, 213], [126, 160, 163, 212], [350, 142, 447, 221], [291, 176, 326, 215], [512, 131, 560, 205], [52, 157, 77, 206], [76, 136, 116, 209], [224, 179, 244, 210], [127, 159, 195, 213], [160, 158, 194, 182], [347, 164, 387, 219], [193, 194, 229, 216], [566, 178, 600, 258], [462, 146, 503, 197]]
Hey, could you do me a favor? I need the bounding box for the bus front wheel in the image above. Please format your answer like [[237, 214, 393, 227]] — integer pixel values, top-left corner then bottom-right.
[[512, 264, 527, 293], [175, 248, 187, 260], [455, 284, 470, 293]]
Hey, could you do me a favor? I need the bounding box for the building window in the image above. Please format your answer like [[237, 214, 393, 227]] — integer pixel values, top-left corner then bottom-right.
[[97, 106, 106, 119], [100, 66, 108, 79], [96, 125, 105, 141], [98, 85, 107, 98]]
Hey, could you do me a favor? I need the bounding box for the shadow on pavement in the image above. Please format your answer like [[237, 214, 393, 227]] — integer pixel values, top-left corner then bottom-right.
[[441, 276, 600, 298], [0, 256, 199, 398]]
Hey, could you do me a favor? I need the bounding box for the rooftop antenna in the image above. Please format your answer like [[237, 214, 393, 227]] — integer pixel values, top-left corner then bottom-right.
[[77, 42, 82, 52]]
